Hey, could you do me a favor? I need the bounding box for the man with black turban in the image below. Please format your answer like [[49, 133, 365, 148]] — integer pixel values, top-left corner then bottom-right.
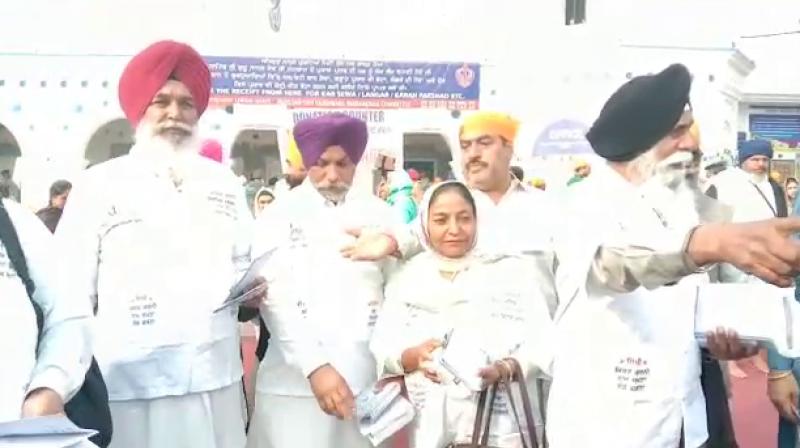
[[547, 63, 800, 448]]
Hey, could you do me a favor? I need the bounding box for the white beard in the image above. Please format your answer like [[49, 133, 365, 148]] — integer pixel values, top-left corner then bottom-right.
[[628, 149, 661, 184], [637, 149, 731, 227], [748, 171, 768, 184], [132, 122, 201, 186]]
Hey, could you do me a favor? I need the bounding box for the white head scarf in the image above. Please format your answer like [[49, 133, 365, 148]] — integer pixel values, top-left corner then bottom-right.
[[417, 180, 480, 273], [253, 186, 275, 217], [387, 169, 413, 191]]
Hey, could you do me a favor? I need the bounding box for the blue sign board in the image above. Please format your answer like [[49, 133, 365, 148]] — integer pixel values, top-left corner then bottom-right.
[[532, 119, 592, 156], [206, 57, 480, 110], [750, 114, 800, 145]]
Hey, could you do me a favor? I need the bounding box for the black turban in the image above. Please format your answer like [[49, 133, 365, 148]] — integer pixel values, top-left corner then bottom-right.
[[586, 64, 692, 162]]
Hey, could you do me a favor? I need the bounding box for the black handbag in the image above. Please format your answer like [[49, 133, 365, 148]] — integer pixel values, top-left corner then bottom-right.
[[448, 358, 545, 448]]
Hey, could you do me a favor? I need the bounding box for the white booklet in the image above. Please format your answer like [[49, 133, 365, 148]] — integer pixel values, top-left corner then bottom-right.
[[437, 328, 491, 392], [213, 247, 277, 313], [356, 379, 415, 446], [0, 415, 97, 447], [694, 283, 798, 357]]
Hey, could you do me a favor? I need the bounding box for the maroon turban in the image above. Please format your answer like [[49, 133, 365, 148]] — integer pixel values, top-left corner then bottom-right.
[[293, 113, 369, 167], [118, 40, 211, 127]]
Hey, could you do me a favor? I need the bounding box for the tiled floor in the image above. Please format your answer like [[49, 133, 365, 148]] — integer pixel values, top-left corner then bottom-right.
[[730, 362, 777, 448]]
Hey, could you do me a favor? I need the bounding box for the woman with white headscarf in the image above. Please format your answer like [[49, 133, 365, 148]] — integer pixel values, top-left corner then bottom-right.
[[252, 187, 275, 218], [370, 181, 553, 448]]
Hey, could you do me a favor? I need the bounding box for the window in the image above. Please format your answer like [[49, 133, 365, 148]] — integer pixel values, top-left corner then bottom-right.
[[0, 80, 5, 87], [565, 0, 586, 25], [19, 80, 26, 87], [81, 80, 88, 88], [40, 81, 47, 87], [60, 80, 67, 87]]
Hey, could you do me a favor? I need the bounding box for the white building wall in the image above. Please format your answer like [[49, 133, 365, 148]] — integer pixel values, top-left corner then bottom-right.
[[1, 0, 564, 61], [3, 0, 793, 203]]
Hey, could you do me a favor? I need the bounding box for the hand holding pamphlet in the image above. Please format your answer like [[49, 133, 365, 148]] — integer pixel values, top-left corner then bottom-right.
[[694, 283, 800, 358], [356, 378, 415, 446], [437, 328, 491, 392], [213, 247, 276, 313]]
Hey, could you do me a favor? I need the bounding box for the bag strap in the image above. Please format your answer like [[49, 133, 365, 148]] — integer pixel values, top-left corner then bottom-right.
[[749, 181, 778, 217], [0, 201, 43, 340], [479, 385, 498, 447], [467, 384, 498, 447], [469, 388, 488, 446], [536, 378, 549, 448], [505, 383, 533, 448], [0, 201, 35, 298], [505, 358, 543, 448]]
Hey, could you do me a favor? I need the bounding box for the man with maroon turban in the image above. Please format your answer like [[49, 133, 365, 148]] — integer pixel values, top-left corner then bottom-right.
[[247, 113, 402, 448], [55, 41, 259, 448]]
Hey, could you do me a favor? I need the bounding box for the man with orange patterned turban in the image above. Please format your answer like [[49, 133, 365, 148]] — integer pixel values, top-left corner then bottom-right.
[[56, 40, 259, 448]]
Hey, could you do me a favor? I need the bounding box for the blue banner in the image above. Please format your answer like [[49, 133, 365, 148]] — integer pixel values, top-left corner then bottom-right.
[[750, 114, 800, 145], [206, 57, 480, 110], [532, 119, 593, 156]]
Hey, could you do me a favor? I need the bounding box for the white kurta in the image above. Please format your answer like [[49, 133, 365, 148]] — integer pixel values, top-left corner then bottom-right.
[[56, 151, 252, 447], [548, 164, 707, 448], [371, 252, 553, 448], [247, 181, 399, 448], [0, 199, 92, 422], [109, 381, 246, 448]]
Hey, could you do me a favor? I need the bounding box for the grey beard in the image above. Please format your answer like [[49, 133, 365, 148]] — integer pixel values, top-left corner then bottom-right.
[[317, 186, 349, 203], [642, 152, 732, 225]]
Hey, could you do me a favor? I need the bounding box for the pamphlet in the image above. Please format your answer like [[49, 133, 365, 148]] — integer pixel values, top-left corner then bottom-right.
[[356, 379, 415, 446], [213, 247, 277, 313], [694, 283, 799, 357], [438, 328, 490, 392], [0, 415, 97, 447]]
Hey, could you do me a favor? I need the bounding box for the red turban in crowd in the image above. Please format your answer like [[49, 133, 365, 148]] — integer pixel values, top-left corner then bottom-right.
[[199, 139, 223, 163], [293, 113, 368, 167], [118, 40, 211, 127]]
